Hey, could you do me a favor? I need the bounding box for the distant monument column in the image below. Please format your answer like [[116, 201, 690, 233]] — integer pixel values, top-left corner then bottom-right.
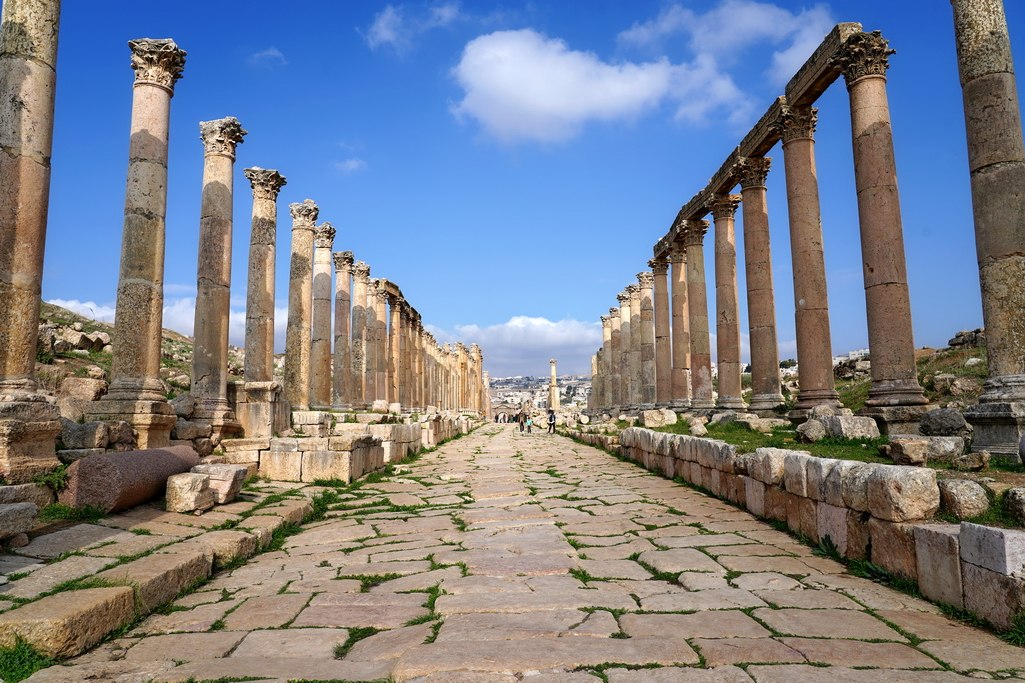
[[617, 291, 632, 410], [835, 31, 928, 429], [89, 38, 186, 449], [0, 0, 63, 480], [373, 281, 389, 408], [332, 251, 354, 409], [350, 261, 370, 409], [777, 105, 842, 414], [283, 199, 318, 411], [608, 307, 622, 413], [637, 272, 656, 409], [953, 0, 1025, 456], [310, 222, 335, 409], [669, 244, 692, 409], [627, 284, 643, 407], [549, 358, 560, 411], [683, 220, 714, 409], [238, 167, 286, 438], [737, 157, 785, 415], [651, 259, 672, 408], [709, 194, 745, 410], [191, 117, 246, 441]]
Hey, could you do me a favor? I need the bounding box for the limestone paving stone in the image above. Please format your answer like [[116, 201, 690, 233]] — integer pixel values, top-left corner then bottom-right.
[[620, 611, 771, 639], [692, 637, 805, 666], [752, 608, 907, 641], [0, 554, 111, 600], [779, 638, 940, 669], [221, 592, 310, 630]]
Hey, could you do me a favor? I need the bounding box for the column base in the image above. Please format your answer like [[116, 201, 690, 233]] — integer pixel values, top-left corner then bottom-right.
[[716, 396, 747, 410], [690, 397, 715, 410], [192, 397, 242, 445], [0, 396, 61, 484], [965, 401, 1025, 463], [865, 378, 929, 408], [83, 398, 176, 449], [859, 404, 929, 436], [636, 403, 656, 412], [669, 399, 692, 411], [748, 393, 785, 417], [794, 388, 843, 412]]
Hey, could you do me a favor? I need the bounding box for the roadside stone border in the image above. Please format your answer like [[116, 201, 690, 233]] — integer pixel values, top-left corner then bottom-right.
[[570, 426, 1025, 631]]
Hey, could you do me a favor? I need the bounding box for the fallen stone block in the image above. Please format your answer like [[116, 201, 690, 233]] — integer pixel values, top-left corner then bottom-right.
[[0, 587, 135, 658], [820, 415, 880, 440], [191, 464, 247, 504], [59, 418, 108, 450], [0, 483, 53, 509], [0, 502, 37, 540], [920, 408, 972, 438], [866, 465, 939, 522], [58, 377, 107, 402], [95, 550, 212, 613], [796, 418, 826, 443], [165, 473, 215, 514], [1004, 487, 1025, 526], [952, 450, 990, 472], [58, 445, 199, 513], [890, 436, 965, 466], [938, 479, 990, 519], [960, 522, 1025, 575]]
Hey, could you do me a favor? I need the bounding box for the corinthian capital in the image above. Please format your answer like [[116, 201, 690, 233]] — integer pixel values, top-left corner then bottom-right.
[[681, 219, 710, 247], [833, 30, 894, 87], [706, 194, 742, 220], [648, 257, 669, 275], [289, 199, 319, 231], [616, 291, 630, 306], [626, 283, 641, 298], [314, 222, 336, 249], [775, 105, 818, 143], [332, 250, 354, 271], [199, 117, 246, 159], [609, 307, 621, 319], [736, 157, 771, 189], [128, 38, 186, 92], [244, 167, 287, 200], [637, 271, 654, 288], [669, 243, 688, 264], [352, 260, 370, 282], [600, 315, 610, 326]]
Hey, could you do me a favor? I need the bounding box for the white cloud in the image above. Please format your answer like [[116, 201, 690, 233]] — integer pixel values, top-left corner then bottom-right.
[[46, 299, 116, 323], [365, 3, 461, 52], [617, 4, 692, 49], [769, 5, 835, 83], [335, 158, 367, 174], [428, 315, 601, 376], [247, 47, 287, 67], [165, 283, 196, 296]]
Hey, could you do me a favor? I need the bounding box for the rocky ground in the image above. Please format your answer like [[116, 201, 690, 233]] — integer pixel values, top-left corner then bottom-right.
[[24, 424, 1025, 682]]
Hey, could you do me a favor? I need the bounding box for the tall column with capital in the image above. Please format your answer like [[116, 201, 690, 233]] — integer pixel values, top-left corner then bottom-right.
[[398, 303, 410, 409], [332, 251, 353, 409], [191, 117, 246, 439], [669, 244, 692, 408], [374, 282, 389, 406], [608, 307, 622, 412], [709, 194, 745, 410], [283, 199, 318, 411], [366, 279, 381, 407], [457, 344, 469, 411], [388, 293, 401, 407], [637, 272, 656, 409], [777, 106, 842, 413], [683, 220, 714, 409], [0, 0, 62, 480], [835, 32, 928, 427], [952, 0, 1025, 455], [737, 158, 784, 415], [651, 259, 672, 407], [471, 344, 484, 414], [617, 291, 632, 410], [350, 261, 370, 409], [310, 222, 335, 408], [88, 38, 186, 448], [628, 284, 643, 407], [600, 315, 613, 412]]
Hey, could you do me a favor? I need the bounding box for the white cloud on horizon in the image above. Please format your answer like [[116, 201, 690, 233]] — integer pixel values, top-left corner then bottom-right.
[[365, 2, 461, 52], [247, 47, 287, 67], [335, 158, 367, 174]]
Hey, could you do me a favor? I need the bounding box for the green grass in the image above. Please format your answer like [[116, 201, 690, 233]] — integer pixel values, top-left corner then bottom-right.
[[0, 639, 56, 682], [655, 420, 691, 435], [333, 626, 381, 658], [36, 503, 106, 523], [33, 465, 69, 494]]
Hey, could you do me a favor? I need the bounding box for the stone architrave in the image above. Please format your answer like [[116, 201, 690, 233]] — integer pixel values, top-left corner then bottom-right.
[[87, 38, 186, 449], [637, 271, 656, 409], [332, 251, 354, 409], [708, 194, 745, 410], [951, 0, 1025, 457], [310, 222, 335, 408], [282, 199, 318, 411], [239, 167, 287, 438], [627, 284, 643, 407], [834, 31, 928, 423], [350, 261, 370, 409], [0, 0, 63, 481], [683, 220, 714, 409], [549, 359, 560, 411], [191, 117, 246, 441], [651, 259, 672, 408], [600, 315, 613, 412], [737, 157, 785, 415], [617, 291, 632, 411], [608, 307, 622, 412], [669, 244, 692, 409], [776, 105, 842, 414]]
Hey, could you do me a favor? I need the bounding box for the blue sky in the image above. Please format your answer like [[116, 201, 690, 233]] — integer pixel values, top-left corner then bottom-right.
[[41, 1, 1024, 377]]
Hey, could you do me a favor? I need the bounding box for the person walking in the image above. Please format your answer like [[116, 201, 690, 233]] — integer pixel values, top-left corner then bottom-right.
[[518, 412, 526, 432], [526, 416, 533, 433], [547, 409, 556, 434]]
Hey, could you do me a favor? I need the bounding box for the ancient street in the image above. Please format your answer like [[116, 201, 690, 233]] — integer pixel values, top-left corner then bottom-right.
[[27, 424, 1025, 682]]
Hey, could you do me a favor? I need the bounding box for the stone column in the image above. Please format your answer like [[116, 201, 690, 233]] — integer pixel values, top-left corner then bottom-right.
[[835, 31, 928, 430], [373, 280, 389, 408], [953, 0, 1025, 455], [777, 105, 842, 413], [549, 358, 560, 411], [238, 167, 286, 438], [88, 38, 186, 449], [388, 293, 402, 408], [608, 307, 622, 413], [737, 157, 785, 415], [617, 291, 632, 410], [364, 277, 378, 406], [651, 259, 672, 408], [472, 344, 484, 414], [350, 261, 370, 409], [669, 244, 692, 408], [191, 117, 245, 440], [708, 194, 745, 410], [332, 251, 353, 409], [457, 343, 470, 411], [310, 222, 335, 409], [0, 0, 62, 480], [628, 284, 643, 407], [600, 315, 613, 412], [283, 199, 318, 411], [398, 302, 410, 410], [683, 220, 714, 409], [637, 272, 656, 409]]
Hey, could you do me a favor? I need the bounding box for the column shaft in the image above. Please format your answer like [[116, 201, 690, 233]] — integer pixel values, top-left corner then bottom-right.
[[669, 246, 691, 408], [628, 285, 643, 406], [684, 221, 714, 409], [350, 262, 369, 409], [310, 223, 335, 408], [332, 252, 353, 408], [638, 272, 656, 408], [710, 195, 745, 410], [243, 169, 285, 384], [283, 199, 318, 410], [617, 293, 631, 409], [374, 284, 388, 405], [389, 296, 401, 406], [651, 261, 672, 407], [608, 308, 622, 412]]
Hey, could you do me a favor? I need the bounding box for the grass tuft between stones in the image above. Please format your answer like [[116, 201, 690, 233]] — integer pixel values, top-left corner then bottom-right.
[[0, 638, 56, 683], [333, 626, 381, 659]]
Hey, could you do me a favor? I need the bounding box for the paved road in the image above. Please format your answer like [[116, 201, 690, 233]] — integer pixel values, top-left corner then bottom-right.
[[30, 424, 1025, 681]]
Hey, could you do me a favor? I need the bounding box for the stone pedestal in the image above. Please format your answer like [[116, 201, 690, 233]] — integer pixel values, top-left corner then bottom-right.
[[0, 397, 61, 483], [231, 381, 289, 440], [709, 194, 745, 410], [283, 199, 318, 410], [683, 220, 714, 409], [332, 251, 354, 410], [669, 245, 692, 409], [310, 223, 335, 409]]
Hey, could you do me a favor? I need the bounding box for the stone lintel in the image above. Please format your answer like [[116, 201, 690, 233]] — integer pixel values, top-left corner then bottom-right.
[[739, 97, 787, 158], [707, 147, 741, 195], [784, 22, 863, 107]]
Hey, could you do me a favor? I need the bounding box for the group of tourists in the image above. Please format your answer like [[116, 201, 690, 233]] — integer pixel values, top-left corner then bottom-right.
[[493, 410, 557, 434]]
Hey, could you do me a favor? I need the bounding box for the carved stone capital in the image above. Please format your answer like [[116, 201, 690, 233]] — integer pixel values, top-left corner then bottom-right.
[[244, 167, 286, 200], [616, 292, 630, 306], [128, 38, 186, 92], [736, 157, 771, 189], [681, 219, 710, 247], [626, 284, 641, 298], [289, 199, 318, 231], [707, 194, 742, 220], [600, 315, 610, 325], [637, 271, 654, 288], [199, 117, 246, 159], [833, 30, 893, 87], [471, 344, 482, 357], [648, 257, 669, 275], [352, 260, 370, 282], [332, 250, 354, 271], [775, 105, 818, 143], [314, 222, 336, 249], [669, 243, 688, 264], [609, 307, 621, 319]]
